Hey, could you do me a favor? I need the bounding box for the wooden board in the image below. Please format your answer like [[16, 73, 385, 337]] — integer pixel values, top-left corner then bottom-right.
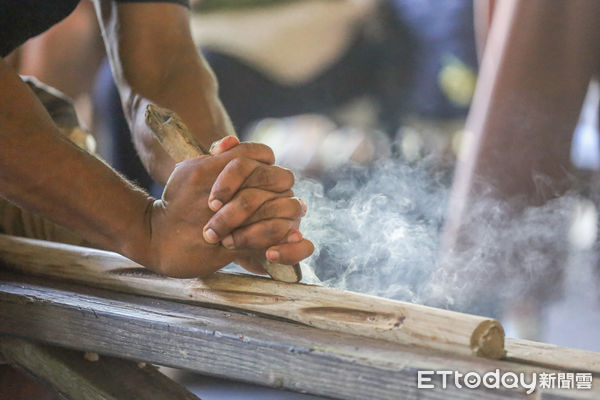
[[1, 273, 597, 400], [0, 337, 200, 400], [0, 234, 505, 359], [505, 339, 600, 376]]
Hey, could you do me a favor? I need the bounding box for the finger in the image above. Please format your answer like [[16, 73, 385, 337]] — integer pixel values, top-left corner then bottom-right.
[[209, 136, 239, 155], [243, 165, 294, 192], [203, 188, 291, 244], [244, 197, 307, 226], [223, 219, 296, 249], [234, 252, 268, 275], [209, 159, 294, 211], [167, 142, 275, 188], [266, 237, 315, 265], [208, 157, 260, 211], [212, 142, 275, 167]]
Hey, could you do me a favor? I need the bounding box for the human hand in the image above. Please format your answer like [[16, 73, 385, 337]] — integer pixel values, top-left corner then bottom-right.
[[205, 137, 313, 274], [144, 140, 313, 278]]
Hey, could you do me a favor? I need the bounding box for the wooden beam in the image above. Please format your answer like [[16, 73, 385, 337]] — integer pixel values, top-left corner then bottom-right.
[[0, 336, 200, 400], [505, 339, 600, 376], [0, 234, 504, 359], [1, 273, 597, 400]]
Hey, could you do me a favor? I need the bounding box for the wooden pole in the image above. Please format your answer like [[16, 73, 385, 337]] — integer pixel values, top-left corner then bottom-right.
[[0, 234, 505, 359]]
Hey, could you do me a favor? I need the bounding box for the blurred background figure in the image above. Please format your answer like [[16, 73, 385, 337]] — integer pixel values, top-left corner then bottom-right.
[[440, 0, 600, 343]]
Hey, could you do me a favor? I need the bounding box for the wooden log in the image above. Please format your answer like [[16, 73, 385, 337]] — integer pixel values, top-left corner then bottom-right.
[[145, 104, 303, 284], [0, 234, 505, 359], [0, 336, 200, 400], [0, 274, 598, 400]]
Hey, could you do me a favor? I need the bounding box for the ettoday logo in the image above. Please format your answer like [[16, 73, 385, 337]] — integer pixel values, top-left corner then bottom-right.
[[417, 370, 593, 394]]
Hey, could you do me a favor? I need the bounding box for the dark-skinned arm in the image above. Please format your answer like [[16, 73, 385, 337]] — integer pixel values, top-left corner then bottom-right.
[[94, 0, 233, 184], [0, 59, 311, 277], [93, 1, 314, 267]]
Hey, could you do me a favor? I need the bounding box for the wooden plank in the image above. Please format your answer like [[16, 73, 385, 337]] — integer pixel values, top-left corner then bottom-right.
[[0, 234, 505, 359], [2, 273, 596, 400], [0, 336, 200, 400], [506, 339, 600, 375]]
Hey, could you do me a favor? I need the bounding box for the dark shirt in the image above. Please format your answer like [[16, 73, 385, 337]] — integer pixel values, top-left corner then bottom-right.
[[0, 0, 189, 57]]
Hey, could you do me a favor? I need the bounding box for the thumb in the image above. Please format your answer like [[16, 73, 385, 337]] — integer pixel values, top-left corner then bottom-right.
[[209, 136, 240, 155]]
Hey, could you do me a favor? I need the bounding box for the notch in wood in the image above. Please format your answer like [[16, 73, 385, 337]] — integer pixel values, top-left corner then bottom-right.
[[145, 104, 302, 283]]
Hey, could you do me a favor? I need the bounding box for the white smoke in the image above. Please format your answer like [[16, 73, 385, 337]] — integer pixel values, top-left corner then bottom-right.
[[295, 158, 585, 317]]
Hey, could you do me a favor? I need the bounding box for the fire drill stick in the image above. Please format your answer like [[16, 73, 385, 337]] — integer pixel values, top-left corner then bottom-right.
[[145, 104, 302, 283]]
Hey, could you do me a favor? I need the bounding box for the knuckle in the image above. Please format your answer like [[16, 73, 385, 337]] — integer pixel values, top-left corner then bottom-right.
[[251, 203, 269, 221], [282, 168, 295, 188], [210, 212, 233, 234], [292, 198, 304, 217], [255, 143, 275, 163], [237, 191, 255, 213], [232, 230, 249, 248], [228, 157, 248, 171], [264, 220, 286, 239], [211, 186, 233, 202], [243, 142, 275, 164], [253, 166, 274, 188]]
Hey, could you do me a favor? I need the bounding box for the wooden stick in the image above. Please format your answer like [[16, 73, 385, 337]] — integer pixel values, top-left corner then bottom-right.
[[0, 336, 200, 400], [145, 104, 302, 283], [0, 234, 505, 359]]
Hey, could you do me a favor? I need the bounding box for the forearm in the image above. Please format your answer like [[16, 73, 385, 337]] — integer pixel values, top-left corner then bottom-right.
[[95, 1, 235, 183], [0, 60, 153, 265], [125, 54, 235, 184], [443, 0, 600, 250]]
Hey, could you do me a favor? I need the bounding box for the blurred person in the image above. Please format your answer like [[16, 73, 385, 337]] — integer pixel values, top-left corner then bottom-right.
[[444, 0, 600, 248], [438, 0, 600, 335]]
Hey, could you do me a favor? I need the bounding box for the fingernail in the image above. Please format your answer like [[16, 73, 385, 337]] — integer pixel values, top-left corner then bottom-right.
[[222, 235, 235, 249], [298, 198, 307, 216], [287, 230, 303, 243], [203, 228, 219, 243], [209, 199, 223, 211], [266, 249, 280, 262], [209, 138, 224, 154]]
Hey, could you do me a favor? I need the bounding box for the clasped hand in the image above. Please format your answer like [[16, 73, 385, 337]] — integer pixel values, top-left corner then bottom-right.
[[146, 137, 314, 278]]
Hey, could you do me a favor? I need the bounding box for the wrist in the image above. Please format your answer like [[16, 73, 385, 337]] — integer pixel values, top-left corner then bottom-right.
[[118, 196, 161, 271]]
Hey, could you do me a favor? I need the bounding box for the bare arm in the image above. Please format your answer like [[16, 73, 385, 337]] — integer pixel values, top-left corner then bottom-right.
[[0, 59, 151, 261], [94, 1, 234, 184], [0, 59, 311, 277], [92, 1, 314, 266], [443, 0, 600, 251]]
